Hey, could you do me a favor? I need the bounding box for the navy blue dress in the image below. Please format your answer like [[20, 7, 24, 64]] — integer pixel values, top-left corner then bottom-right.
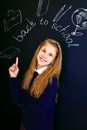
[[9, 71, 58, 130]]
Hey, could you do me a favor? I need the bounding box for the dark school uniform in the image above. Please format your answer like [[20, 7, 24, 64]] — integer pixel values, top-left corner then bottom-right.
[[9, 71, 58, 130]]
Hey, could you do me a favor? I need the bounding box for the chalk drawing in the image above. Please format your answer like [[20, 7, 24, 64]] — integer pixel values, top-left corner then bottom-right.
[[12, 18, 36, 42], [2, 2, 87, 56], [3, 10, 22, 32], [36, 0, 50, 17], [71, 8, 87, 36], [0, 47, 20, 59], [53, 5, 72, 22]]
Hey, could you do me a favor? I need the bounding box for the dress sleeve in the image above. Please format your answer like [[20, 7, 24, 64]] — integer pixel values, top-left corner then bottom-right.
[[9, 78, 26, 104]]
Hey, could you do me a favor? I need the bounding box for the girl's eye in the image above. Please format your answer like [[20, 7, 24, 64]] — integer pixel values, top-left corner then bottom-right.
[[49, 53, 53, 56], [42, 49, 46, 52]]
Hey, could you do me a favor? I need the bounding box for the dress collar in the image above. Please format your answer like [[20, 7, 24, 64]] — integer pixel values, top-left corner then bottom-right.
[[35, 66, 48, 74]]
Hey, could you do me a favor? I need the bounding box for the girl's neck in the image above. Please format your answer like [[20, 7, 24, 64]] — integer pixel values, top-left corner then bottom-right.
[[35, 66, 48, 74], [36, 64, 46, 70]]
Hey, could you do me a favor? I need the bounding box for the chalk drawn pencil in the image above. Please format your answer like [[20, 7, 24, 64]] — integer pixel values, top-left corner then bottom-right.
[[36, 0, 50, 17], [55, 5, 72, 22], [53, 5, 66, 22]]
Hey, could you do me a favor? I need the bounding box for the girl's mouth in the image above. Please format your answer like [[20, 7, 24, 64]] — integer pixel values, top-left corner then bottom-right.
[[39, 57, 47, 62]]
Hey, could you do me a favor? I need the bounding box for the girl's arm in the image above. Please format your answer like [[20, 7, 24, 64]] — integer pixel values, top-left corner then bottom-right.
[[9, 77, 27, 104]]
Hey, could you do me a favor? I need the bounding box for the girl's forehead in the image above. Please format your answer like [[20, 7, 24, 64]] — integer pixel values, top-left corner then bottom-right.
[[40, 43, 57, 54], [42, 42, 53, 48], [41, 43, 57, 51]]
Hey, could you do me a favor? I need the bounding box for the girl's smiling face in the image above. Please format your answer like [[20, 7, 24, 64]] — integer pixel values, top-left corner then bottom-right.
[[37, 42, 57, 69]]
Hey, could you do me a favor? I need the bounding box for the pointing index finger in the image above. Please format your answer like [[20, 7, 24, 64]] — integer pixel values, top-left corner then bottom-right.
[[15, 57, 19, 65]]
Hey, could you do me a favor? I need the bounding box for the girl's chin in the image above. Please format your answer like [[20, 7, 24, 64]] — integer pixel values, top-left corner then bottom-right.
[[38, 61, 46, 66], [37, 64, 47, 69]]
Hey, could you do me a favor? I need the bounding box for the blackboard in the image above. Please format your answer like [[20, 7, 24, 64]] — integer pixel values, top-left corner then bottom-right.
[[0, 0, 87, 130]]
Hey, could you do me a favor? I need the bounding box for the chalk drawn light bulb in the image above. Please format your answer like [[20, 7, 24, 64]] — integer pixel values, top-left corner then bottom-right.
[[71, 8, 87, 36]]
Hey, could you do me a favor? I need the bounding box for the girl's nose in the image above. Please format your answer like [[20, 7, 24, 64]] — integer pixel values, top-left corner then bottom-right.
[[43, 53, 47, 57]]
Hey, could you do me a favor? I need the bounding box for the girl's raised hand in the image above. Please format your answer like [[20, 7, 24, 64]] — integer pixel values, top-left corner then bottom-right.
[[9, 57, 19, 77]]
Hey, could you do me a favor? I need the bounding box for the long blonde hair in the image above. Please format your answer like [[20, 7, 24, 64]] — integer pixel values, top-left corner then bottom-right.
[[22, 38, 62, 98]]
